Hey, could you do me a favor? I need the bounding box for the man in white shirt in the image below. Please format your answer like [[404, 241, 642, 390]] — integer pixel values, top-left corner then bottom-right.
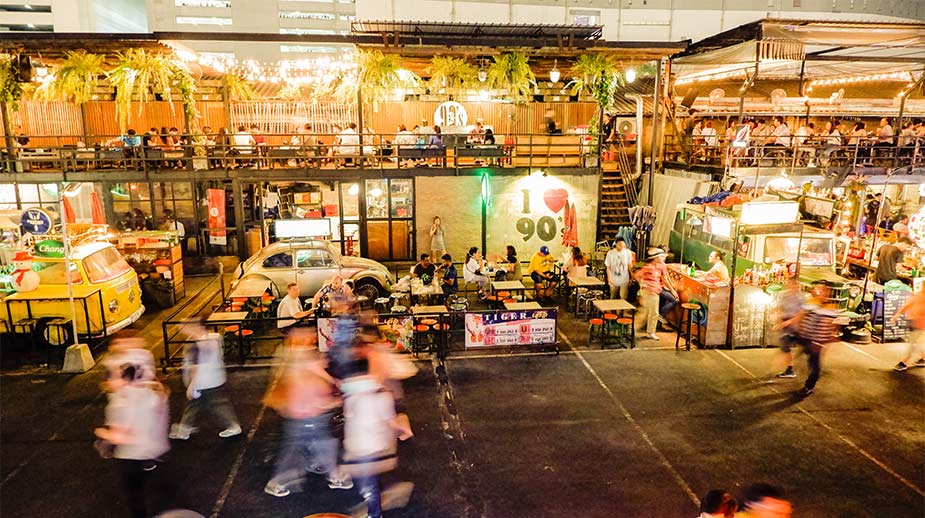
[[277, 282, 312, 333], [769, 116, 791, 146], [336, 123, 360, 165], [877, 117, 894, 145], [604, 237, 635, 300]]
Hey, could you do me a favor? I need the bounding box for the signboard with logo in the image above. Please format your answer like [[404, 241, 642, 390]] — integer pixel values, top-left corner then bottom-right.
[[464, 309, 557, 348], [433, 101, 468, 128], [207, 189, 227, 245], [34, 239, 66, 258], [20, 208, 52, 235]]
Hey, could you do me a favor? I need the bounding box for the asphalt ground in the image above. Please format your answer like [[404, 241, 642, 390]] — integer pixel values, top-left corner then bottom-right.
[[1, 287, 923, 518]]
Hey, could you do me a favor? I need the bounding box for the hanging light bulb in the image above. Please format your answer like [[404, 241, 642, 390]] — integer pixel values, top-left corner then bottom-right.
[[549, 59, 561, 84], [478, 60, 487, 83], [625, 67, 636, 83]]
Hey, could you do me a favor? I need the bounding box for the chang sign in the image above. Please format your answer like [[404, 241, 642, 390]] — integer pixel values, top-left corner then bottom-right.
[[34, 239, 65, 258]]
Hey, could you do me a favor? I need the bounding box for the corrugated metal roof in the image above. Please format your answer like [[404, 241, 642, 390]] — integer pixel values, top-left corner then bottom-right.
[[351, 21, 604, 41]]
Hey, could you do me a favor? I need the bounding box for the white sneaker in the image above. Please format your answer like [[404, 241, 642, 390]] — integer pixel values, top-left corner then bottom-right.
[[327, 475, 354, 489], [218, 424, 243, 438], [646, 334, 659, 341]]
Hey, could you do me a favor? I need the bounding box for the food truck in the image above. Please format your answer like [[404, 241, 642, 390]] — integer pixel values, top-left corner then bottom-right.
[[1, 221, 144, 347], [667, 200, 862, 347]]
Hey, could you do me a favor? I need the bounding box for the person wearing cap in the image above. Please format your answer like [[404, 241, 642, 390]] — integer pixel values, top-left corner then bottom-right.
[[528, 245, 558, 302], [634, 247, 677, 340]]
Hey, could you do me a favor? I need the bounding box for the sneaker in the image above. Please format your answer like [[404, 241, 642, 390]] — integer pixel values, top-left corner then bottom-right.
[[264, 482, 290, 498], [776, 367, 797, 378], [657, 316, 669, 326], [327, 476, 354, 490], [894, 361, 909, 372], [168, 423, 192, 440], [795, 387, 814, 398], [646, 333, 659, 341], [914, 359, 925, 368], [218, 424, 243, 438]]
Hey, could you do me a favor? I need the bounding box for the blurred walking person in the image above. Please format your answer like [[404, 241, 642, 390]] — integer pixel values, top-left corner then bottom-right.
[[793, 281, 843, 398], [891, 288, 925, 371], [698, 489, 737, 518], [263, 328, 351, 497], [774, 279, 805, 379], [169, 319, 241, 440], [736, 483, 792, 518], [95, 341, 170, 518], [338, 316, 413, 518]]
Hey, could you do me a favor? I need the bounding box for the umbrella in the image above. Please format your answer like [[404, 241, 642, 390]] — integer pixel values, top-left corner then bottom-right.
[[90, 191, 106, 224], [61, 196, 76, 224]]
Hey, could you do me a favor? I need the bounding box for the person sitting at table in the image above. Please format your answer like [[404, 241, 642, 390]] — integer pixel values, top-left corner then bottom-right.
[[108, 129, 142, 159], [528, 245, 558, 302], [498, 245, 522, 282], [467, 121, 485, 144], [700, 250, 730, 285], [312, 275, 352, 316], [483, 128, 496, 145], [411, 253, 437, 282], [438, 254, 458, 303], [334, 123, 360, 167], [395, 124, 416, 167], [463, 247, 490, 299], [277, 282, 313, 334], [563, 246, 588, 280], [12, 124, 29, 147]]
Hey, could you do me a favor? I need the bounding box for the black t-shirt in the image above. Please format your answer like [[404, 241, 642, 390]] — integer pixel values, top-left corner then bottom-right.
[[865, 200, 880, 220], [876, 244, 903, 283], [413, 262, 436, 279]]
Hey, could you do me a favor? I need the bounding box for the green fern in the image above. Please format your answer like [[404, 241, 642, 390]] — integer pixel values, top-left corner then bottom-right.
[[486, 52, 535, 104], [426, 56, 478, 97], [49, 51, 106, 105]]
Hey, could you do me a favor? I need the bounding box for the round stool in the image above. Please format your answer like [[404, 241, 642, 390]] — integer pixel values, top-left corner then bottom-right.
[[374, 297, 391, 313], [617, 318, 635, 349], [390, 305, 407, 314], [496, 291, 511, 299], [588, 317, 605, 345], [676, 303, 700, 351]]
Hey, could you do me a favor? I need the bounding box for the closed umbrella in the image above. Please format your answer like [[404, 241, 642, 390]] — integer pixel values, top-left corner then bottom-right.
[[90, 191, 106, 224], [61, 196, 76, 224]]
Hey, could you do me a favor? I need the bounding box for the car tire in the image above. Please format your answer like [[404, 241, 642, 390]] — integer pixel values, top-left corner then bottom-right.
[[34, 317, 74, 350], [353, 279, 383, 302]]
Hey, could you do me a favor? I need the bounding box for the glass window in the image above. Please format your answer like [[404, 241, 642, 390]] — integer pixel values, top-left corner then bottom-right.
[[763, 237, 833, 266], [342, 183, 359, 218], [279, 11, 335, 20], [296, 248, 332, 268], [84, 248, 133, 283], [390, 179, 413, 218], [262, 252, 292, 268], [176, 16, 232, 25], [175, 0, 230, 6], [32, 260, 82, 285], [366, 179, 388, 219]]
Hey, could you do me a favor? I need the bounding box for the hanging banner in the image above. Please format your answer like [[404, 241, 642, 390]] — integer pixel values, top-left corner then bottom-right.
[[464, 309, 557, 348], [207, 188, 227, 245]]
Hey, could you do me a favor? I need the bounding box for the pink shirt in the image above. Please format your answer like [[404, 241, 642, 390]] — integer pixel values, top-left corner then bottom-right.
[[636, 261, 667, 294]]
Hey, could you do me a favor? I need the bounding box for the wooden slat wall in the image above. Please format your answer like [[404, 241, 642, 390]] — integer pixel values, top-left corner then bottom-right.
[[230, 101, 358, 144], [12, 101, 82, 147]]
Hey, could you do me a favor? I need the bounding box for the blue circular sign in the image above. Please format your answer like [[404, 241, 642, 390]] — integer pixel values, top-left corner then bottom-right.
[[20, 208, 52, 235]]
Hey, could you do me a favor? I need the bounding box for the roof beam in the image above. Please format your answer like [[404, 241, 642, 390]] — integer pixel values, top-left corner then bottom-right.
[[805, 54, 925, 63]]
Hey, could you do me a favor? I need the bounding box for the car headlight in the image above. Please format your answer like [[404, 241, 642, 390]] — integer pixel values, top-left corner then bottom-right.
[[108, 300, 120, 313]]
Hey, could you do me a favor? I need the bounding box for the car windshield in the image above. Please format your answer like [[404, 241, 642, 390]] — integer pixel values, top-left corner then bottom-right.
[[84, 247, 134, 283], [323, 241, 342, 262], [33, 260, 83, 285]]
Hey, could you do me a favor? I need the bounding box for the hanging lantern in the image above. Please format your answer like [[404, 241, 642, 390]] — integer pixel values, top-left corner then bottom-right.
[[549, 59, 560, 84]]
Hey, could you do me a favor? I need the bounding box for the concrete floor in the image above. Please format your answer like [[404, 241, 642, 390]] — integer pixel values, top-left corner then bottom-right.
[[1, 291, 923, 518]]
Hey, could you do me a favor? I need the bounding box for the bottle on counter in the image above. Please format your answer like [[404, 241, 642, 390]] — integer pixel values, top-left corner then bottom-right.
[[689, 263, 696, 276]]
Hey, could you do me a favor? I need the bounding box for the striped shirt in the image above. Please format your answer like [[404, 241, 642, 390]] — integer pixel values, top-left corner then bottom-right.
[[798, 305, 840, 347]]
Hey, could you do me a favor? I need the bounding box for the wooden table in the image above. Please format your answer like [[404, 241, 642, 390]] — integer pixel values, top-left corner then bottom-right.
[[491, 280, 526, 301], [411, 281, 442, 305], [412, 305, 449, 315], [504, 301, 542, 310], [229, 278, 272, 299], [206, 311, 250, 323], [591, 299, 636, 349]]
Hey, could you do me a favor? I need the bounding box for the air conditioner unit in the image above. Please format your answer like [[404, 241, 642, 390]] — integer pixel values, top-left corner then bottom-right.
[[615, 117, 637, 141]]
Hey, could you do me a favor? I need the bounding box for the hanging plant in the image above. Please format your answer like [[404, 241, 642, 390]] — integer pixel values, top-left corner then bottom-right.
[[225, 73, 257, 101], [356, 49, 418, 111], [568, 53, 623, 110], [0, 55, 24, 110], [108, 49, 183, 130], [47, 51, 106, 105], [426, 56, 477, 98], [486, 52, 535, 104]]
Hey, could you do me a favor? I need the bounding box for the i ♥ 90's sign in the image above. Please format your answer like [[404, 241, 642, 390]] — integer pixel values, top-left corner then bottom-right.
[[21, 208, 52, 235]]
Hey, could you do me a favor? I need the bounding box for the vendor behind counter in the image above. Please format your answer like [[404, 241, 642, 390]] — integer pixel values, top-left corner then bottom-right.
[[876, 237, 913, 284]]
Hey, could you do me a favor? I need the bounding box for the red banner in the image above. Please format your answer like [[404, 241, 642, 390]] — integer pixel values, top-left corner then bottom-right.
[[207, 188, 227, 245]]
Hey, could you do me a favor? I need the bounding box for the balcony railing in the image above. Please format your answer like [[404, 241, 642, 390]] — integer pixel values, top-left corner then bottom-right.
[[1, 131, 601, 175], [664, 133, 925, 172]]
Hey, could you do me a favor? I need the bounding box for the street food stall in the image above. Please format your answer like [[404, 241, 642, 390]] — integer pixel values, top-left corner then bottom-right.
[[115, 231, 185, 308], [668, 200, 861, 347]]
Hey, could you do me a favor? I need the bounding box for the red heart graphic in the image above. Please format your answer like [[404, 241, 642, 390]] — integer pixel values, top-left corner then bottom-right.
[[543, 189, 569, 213]]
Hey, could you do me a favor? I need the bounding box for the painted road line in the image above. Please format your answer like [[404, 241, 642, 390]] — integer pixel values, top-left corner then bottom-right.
[[209, 376, 276, 518], [558, 330, 701, 507], [444, 346, 676, 361], [714, 349, 925, 498]]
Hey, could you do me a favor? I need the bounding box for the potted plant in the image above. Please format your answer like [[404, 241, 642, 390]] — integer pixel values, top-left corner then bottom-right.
[[108, 48, 199, 132], [356, 49, 418, 112], [426, 56, 477, 99], [44, 51, 106, 105], [486, 52, 535, 104]]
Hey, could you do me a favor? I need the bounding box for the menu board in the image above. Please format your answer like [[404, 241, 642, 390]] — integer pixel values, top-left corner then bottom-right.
[[883, 290, 912, 341], [731, 285, 771, 348], [464, 309, 557, 348]]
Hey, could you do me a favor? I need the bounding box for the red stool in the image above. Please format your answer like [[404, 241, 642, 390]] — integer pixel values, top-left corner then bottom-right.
[[588, 317, 605, 345]]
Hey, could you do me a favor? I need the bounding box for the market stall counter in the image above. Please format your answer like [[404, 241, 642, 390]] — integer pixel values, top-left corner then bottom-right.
[[665, 264, 730, 348]]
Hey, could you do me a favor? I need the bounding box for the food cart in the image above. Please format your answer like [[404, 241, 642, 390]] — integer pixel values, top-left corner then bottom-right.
[[115, 231, 185, 308], [668, 200, 861, 347]]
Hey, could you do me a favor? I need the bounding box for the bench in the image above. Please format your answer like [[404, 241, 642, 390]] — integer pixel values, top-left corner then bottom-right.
[[397, 146, 447, 167]]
